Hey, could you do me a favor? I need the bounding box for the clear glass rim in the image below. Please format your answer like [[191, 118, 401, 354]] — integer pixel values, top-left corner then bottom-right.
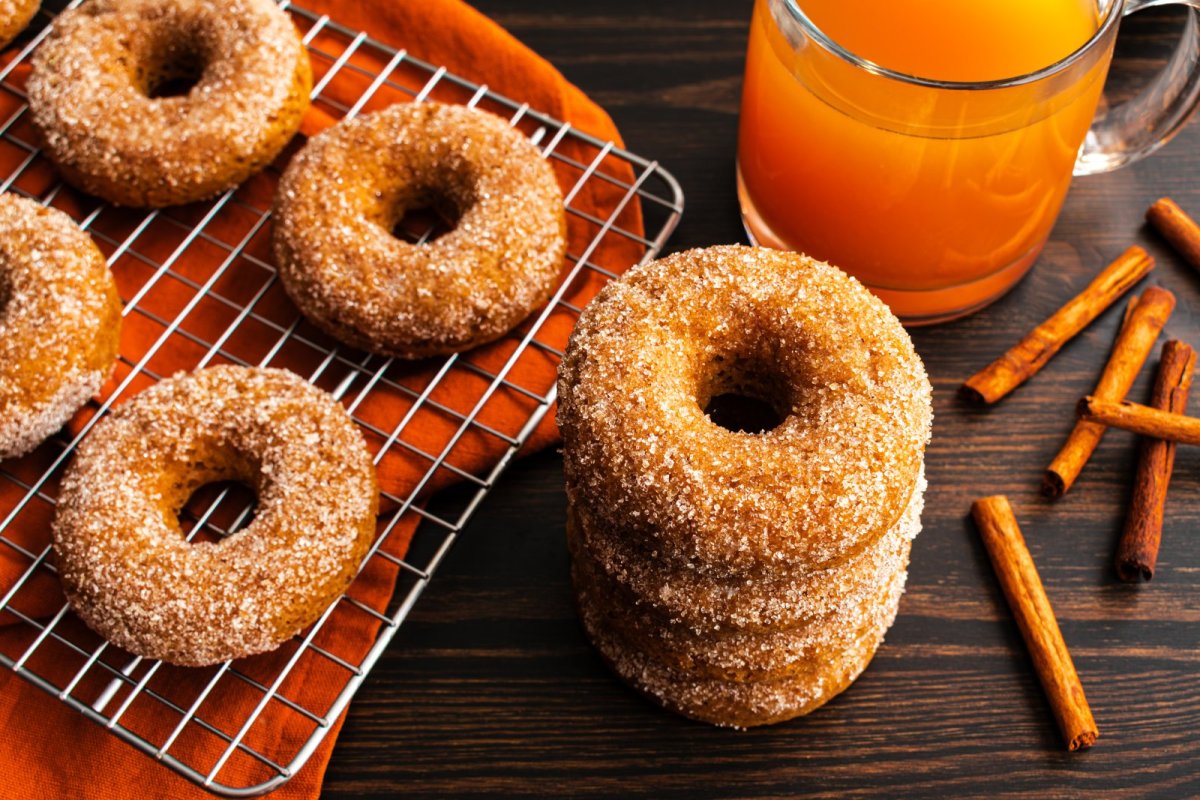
[[781, 0, 1124, 89]]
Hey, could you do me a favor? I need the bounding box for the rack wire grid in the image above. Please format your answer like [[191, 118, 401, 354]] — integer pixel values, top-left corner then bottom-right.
[[0, 2, 683, 796]]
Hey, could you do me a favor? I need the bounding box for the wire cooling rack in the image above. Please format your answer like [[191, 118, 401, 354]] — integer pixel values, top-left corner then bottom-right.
[[0, 2, 682, 796]]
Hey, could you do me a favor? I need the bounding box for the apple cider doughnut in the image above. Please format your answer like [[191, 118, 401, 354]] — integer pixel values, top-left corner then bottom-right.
[[27, 0, 311, 207], [575, 572, 904, 729], [559, 245, 932, 576], [0, 194, 120, 460], [52, 366, 379, 667], [567, 474, 923, 635], [273, 101, 566, 359]]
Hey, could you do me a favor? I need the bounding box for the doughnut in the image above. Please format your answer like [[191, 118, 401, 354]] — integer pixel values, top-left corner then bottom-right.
[[0, 194, 121, 460], [272, 101, 566, 359], [573, 525, 911, 684], [27, 0, 312, 208], [0, 0, 38, 50], [52, 366, 379, 666], [569, 471, 923, 635], [558, 244, 932, 726], [576, 570, 904, 728], [566, 472, 921, 642], [559, 245, 932, 576]]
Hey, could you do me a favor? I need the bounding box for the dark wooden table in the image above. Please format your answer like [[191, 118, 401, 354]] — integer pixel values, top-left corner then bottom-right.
[[323, 3, 1200, 797]]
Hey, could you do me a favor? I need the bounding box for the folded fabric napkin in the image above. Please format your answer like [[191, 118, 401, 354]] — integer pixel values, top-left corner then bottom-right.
[[0, 1, 646, 797]]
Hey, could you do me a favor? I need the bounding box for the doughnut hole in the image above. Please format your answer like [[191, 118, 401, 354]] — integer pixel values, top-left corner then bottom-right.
[[130, 15, 215, 99], [179, 481, 258, 544], [386, 175, 475, 247], [165, 446, 262, 546], [146, 59, 206, 99], [389, 186, 464, 245], [699, 352, 791, 435]]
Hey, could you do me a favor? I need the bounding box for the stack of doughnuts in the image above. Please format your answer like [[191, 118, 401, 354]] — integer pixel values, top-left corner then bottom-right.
[[558, 245, 933, 727]]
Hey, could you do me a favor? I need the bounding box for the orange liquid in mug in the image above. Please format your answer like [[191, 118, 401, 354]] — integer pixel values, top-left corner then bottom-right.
[[738, 0, 1108, 321]]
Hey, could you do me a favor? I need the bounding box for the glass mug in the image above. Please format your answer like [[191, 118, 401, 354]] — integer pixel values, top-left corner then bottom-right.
[[737, 0, 1200, 325]]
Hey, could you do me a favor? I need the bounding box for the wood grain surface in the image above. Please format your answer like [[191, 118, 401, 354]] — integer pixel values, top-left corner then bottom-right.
[[323, 3, 1200, 797]]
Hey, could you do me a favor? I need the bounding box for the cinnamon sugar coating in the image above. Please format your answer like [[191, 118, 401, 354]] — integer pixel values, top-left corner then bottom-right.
[[272, 101, 566, 359], [0, 194, 121, 459], [28, 0, 311, 207], [558, 245, 932, 726], [0, 0, 37, 50], [52, 366, 379, 667]]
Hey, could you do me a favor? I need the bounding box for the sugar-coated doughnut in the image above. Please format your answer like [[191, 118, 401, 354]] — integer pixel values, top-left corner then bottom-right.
[[27, 0, 312, 207], [0, 194, 121, 460], [573, 523, 910, 685], [0, 0, 38, 50], [52, 366, 379, 667], [576, 572, 903, 729], [570, 472, 923, 635], [566, 472, 921, 647], [558, 245, 932, 727], [273, 101, 566, 359], [559, 245, 932, 576]]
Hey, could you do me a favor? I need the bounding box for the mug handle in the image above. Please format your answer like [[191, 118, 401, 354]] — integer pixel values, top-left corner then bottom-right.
[[1075, 0, 1200, 175]]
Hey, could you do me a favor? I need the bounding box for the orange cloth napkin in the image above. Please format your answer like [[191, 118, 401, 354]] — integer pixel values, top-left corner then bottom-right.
[[0, 1, 646, 797]]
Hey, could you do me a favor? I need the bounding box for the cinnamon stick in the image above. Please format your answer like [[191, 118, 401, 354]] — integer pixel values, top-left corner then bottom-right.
[[971, 496, 1099, 752], [1043, 285, 1175, 498], [961, 246, 1154, 404], [1077, 395, 1200, 446], [1115, 340, 1196, 582], [1146, 197, 1200, 273]]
